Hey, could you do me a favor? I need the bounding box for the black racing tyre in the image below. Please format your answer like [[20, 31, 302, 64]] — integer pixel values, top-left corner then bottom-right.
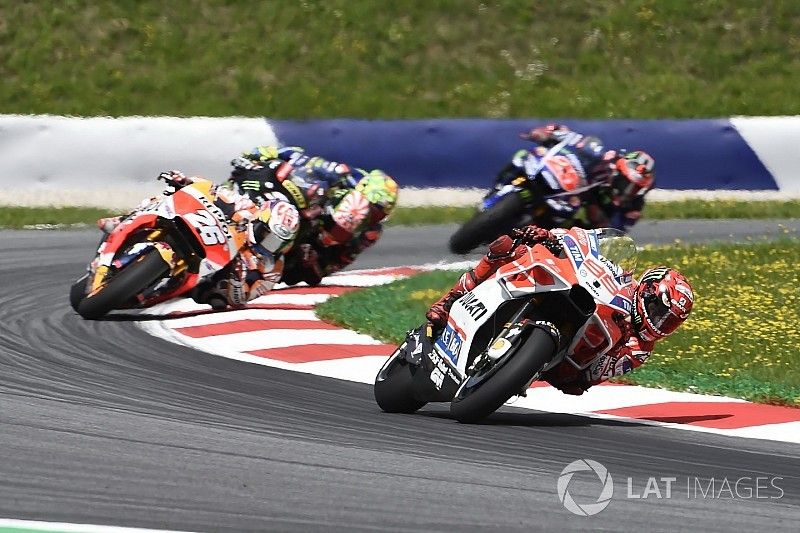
[[69, 274, 89, 312], [450, 328, 556, 423], [374, 352, 427, 414], [76, 251, 170, 320], [448, 193, 525, 254]]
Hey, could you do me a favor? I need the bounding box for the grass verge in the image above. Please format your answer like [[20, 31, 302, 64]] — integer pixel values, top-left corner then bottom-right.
[[387, 200, 800, 226], [3, 1, 800, 118], [3, 200, 798, 229], [316, 240, 800, 406], [0, 206, 114, 229]]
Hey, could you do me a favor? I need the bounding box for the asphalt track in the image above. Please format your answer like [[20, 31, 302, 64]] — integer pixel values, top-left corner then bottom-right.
[[1, 221, 799, 532]]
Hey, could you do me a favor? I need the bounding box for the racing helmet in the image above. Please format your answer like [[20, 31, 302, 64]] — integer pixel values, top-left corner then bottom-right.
[[613, 151, 655, 203], [632, 267, 694, 341], [251, 199, 300, 256], [355, 170, 399, 221]]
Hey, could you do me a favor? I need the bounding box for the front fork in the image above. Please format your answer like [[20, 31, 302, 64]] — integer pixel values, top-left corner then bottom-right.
[[465, 296, 563, 380]]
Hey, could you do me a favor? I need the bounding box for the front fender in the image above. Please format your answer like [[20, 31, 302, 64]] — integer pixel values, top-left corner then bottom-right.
[[481, 184, 522, 211], [487, 318, 563, 372], [396, 324, 462, 402]]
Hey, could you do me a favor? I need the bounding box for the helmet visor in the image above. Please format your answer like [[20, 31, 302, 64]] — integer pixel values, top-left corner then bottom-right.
[[644, 292, 682, 336]]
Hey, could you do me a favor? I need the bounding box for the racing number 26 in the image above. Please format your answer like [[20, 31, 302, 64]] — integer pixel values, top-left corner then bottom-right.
[[184, 210, 226, 246]]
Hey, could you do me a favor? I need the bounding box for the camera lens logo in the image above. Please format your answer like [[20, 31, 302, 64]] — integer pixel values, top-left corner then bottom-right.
[[557, 459, 614, 516]]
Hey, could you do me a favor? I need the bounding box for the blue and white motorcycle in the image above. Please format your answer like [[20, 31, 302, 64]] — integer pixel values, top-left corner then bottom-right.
[[448, 135, 604, 254]]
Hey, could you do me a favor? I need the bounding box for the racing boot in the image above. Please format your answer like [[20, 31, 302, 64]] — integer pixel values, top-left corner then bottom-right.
[[426, 234, 521, 333]]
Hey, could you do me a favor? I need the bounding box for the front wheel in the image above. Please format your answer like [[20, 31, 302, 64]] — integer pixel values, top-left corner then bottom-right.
[[449, 193, 525, 254], [69, 274, 89, 312], [76, 251, 170, 320], [374, 351, 427, 414], [450, 328, 556, 423]]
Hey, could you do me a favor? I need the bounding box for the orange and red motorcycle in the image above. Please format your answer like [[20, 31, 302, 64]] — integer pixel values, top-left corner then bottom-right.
[[374, 227, 638, 423], [70, 178, 284, 319]]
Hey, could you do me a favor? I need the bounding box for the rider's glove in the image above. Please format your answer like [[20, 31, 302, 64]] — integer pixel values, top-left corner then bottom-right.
[[157, 170, 191, 195], [521, 123, 569, 143], [512, 226, 555, 246], [231, 156, 262, 172], [157, 170, 190, 184]]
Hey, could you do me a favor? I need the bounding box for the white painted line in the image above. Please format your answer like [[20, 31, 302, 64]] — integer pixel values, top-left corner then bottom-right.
[[296, 355, 389, 384], [190, 328, 384, 353], [0, 517, 193, 533], [162, 308, 320, 328], [578, 411, 800, 444], [721, 420, 800, 443], [250, 293, 333, 306], [511, 384, 746, 414], [318, 273, 408, 286], [139, 264, 800, 445]]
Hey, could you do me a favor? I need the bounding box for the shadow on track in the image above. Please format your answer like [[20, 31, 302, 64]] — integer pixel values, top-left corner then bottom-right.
[[416, 407, 649, 428]]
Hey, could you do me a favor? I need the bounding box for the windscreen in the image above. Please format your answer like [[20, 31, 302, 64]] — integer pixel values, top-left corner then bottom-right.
[[595, 228, 638, 273]]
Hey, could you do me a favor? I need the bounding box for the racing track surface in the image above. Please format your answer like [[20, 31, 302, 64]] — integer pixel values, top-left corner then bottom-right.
[[1, 221, 799, 532]]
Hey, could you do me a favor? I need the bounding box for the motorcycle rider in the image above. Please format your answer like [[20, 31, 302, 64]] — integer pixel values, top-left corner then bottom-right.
[[231, 145, 357, 193], [283, 168, 399, 285], [426, 225, 694, 395], [228, 145, 399, 286], [97, 170, 300, 309], [499, 123, 655, 232]]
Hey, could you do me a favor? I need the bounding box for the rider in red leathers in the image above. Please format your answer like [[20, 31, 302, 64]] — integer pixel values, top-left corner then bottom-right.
[[426, 225, 694, 395]]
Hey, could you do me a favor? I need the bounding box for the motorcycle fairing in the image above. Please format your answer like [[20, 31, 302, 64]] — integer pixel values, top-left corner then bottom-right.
[[85, 183, 249, 308], [170, 185, 242, 272], [442, 227, 635, 375], [435, 278, 510, 376]]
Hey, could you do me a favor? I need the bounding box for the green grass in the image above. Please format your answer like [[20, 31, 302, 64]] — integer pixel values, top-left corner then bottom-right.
[[385, 200, 800, 226], [316, 240, 800, 406], [2, 1, 800, 118], [643, 200, 800, 220], [2, 199, 798, 229], [0, 206, 113, 229]]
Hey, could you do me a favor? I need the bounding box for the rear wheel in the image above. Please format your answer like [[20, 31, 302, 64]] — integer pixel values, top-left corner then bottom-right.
[[374, 352, 427, 414], [449, 193, 525, 254], [76, 251, 170, 320], [450, 328, 556, 423]]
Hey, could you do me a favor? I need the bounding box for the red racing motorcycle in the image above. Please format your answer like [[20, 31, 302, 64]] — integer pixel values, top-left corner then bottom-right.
[[375, 227, 638, 423], [69, 179, 294, 319]]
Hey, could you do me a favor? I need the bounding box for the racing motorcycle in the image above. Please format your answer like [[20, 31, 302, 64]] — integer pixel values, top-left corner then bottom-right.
[[374, 227, 638, 423], [229, 158, 332, 282], [449, 136, 603, 254], [69, 177, 295, 319]]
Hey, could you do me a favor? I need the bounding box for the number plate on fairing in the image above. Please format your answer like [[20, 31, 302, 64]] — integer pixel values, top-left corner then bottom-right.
[[434, 323, 464, 365]]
